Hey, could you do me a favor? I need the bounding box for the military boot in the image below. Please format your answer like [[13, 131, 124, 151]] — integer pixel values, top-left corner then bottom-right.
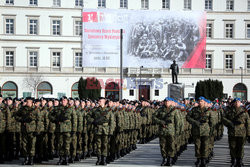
[[116, 152, 120, 159], [195, 158, 201, 167], [231, 158, 236, 167], [81, 152, 87, 159], [236, 158, 244, 167], [27, 156, 34, 165], [165, 157, 171, 166], [68, 156, 75, 163], [100, 156, 107, 166], [87, 150, 92, 158], [57, 156, 63, 165], [22, 157, 29, 165], [96, 155, 101, 165], [200, 158, 207, 167], [62, 156, 69, 165], [161, 158, 166, 166], [74, 154, 81, 162]]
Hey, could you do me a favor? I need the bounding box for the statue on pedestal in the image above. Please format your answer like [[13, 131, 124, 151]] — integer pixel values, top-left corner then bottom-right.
[[170, 60, 179, 84]]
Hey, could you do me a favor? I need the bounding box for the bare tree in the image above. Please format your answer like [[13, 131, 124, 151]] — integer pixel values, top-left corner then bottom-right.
[[22, 74, 43, 97]]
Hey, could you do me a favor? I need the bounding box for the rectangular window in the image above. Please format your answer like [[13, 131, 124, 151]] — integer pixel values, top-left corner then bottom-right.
[[226, 0, 234, 10], [206, 23, 213, 38], [247, 55, 250, 69], [5, 18, 14, 34], [53, 0, 61, 6], [206, 54, 212, 69], [98, 0, 106, 8], [5, 51, 14, 67], [247, 23, 250, 38], [129, 90, 134, 96], [225, 54, 233, 69], [162, 0, 170, 9], [141, 0, 149, 9], [184, 0, 191, 10], [6, 0, 14, 5], [52, 20, 61, 35], [29, 51, 38, 67], [155, 90, 159, 96], [75, 0, 83, 7], [120, 0, 127, 8], [225, 23, 234, 38], [75, 52, 82, 67], [205, 0, 212, 10], [248, 0, 250, 11], [29, 0, 37, 5], [52, 52, 61, 67], [75, 21, 82, 36], [29, 19, 38, 35]]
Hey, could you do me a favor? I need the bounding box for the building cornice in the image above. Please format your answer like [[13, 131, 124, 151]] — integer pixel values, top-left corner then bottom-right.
[[0, 5, 82, 11]]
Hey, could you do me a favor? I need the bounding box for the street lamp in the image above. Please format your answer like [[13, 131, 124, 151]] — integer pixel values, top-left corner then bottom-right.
[[239, 67, 243, 83], [139, 66, 143, 98]]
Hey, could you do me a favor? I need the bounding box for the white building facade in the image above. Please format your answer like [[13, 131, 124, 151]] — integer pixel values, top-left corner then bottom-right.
[[0, 0, 250, 100]]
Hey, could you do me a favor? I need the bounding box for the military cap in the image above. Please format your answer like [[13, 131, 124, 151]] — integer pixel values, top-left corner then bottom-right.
[[198, 96, 206, 101], [61, 96, 68, 100], [26, 97, 33, 101], [5, 97, 12, 101]]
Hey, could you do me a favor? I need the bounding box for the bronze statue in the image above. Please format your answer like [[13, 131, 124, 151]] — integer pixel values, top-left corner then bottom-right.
[[170, 60, 179, 84]]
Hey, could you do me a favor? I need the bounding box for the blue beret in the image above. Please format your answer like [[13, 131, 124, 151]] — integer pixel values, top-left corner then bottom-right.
[[164, 97, 172, 101], [198, 96, 206, 101], [233, 98, 241, 102]]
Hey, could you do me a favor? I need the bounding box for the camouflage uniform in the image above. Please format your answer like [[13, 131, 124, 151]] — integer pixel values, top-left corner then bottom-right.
[[47, 106, 56, 159], [81, 107, 88, 159], [16, 105, 41, 165], [153, 105, 180, 166], [0, 104, 9, 163], [223, 106, 250, 166], [187, 106, 214, 166], [75, 105, 83, 161], [69, 105, 77, 162]]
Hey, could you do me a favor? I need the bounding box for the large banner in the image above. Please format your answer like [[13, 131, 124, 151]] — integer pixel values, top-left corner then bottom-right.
[[82, 9, 206, 68]]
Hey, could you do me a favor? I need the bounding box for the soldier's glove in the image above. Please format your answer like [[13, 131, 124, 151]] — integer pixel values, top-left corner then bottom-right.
[[165, 120, 172, 124], [199, 119, 207, 124], [248, 137, 250, 143], [193, 120, 200, 127], [232, 120, 242, 125], [24, 117, 33, 123], [33, 132, 39, 136]]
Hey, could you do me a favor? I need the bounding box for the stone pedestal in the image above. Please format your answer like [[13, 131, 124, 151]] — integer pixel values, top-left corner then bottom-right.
[[168, 83, 184, 100]]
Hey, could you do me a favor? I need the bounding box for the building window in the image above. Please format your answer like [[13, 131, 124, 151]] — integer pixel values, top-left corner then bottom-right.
[[184, 0, 191, 10], [2, 81, 18, 98], [162, 0, 170, 9], [75, 52, 82, 68], [205, 0, 212, 10], [206, 23, 213, 38], [53, 0, 61, 6], [98, 0, 106, 8], [129, 89, 134, 96], [5, 18, 14, 34], [29, 19, 38, 35], [75, 0, 83, 7], [75, 20, 82, 36], [206, 54, 212, 69], [52, 52, 61, 67], [29, 0, 37, 5], [248, 0, 250, 11], [246, 23, 250, 39], [226, 0, 234, 11], [5, 51, 14, 67], [225, 54, 233, 69], [247, 54, 250, 69], [29, 51, 38, 67], [141, 0, 149, 9], [52, 20, 61, 35], [155, 90, 159, 96], [120, 0, 127, 8], [37, 82, 53, 97], [71, 82, 79, 98], [23, 92, 32, 98], [6, 0, 14, 5], [225, 23, 234, 38]]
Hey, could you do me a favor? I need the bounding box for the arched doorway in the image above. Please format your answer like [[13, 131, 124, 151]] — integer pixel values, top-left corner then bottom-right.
[[37, 82, 53, 97], [2, 81, 18, 98], [233, 83, 247, 100], [71, 82, 79, 98], [105, 82, 119, 101]]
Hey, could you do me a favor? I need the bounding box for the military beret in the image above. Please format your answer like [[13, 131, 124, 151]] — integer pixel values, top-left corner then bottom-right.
[[25, 97, 33, 101], [74, 97, 80, 101], [61, 96, 68, 100], [5, 97, 12, 101], [198, 96, 206, 101], [53, 98, 59, 102], [47, 98, 53, 102], [99, 97, 105, 100], [0, 94, 2, 98], [40, 97, 47, 101], [233, 98, 241, 102], [164, 97, 172, 101], [34, 99, 40, 103]]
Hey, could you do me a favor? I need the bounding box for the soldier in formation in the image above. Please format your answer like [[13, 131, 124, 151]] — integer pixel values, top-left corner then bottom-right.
[[0, 94, 249, 167]]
